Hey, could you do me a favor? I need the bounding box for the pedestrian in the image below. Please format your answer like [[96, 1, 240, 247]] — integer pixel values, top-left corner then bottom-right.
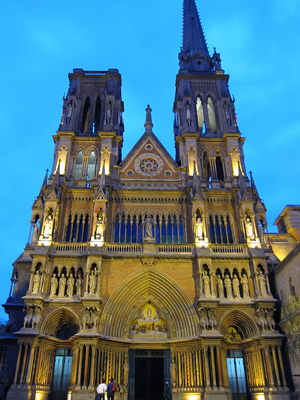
[[163, 381, 170, 400], [96, 379, 107, 400], [107, 377, 116, 400]]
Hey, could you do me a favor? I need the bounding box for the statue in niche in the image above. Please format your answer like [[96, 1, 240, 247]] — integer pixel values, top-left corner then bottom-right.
[[195, 217, 203, 240], [240, 274, 250, 298], [202, 271, 211, 296], [65, 101, 74, 124], [266, 308, 276, 330], [58, 274, 67, 296], [95, 210, 104, 239], [67, 274, 75, 297], [216, 275, 224, 298], [106, 101, 112, 125], [31, 222, 39, 244], [144, 215, 154, 239], [186, 103, 192, 126], [232, 275, 240, 298], [43, 214, 53, 239], [170, 358, 177, 388], [246, 217, 255, 239], [32, 271, 41, 294], [89, 269, 97, 294], [224, 103, 235, 127], [208, 309, 217, 330], [224, 275, 233, 298], [75, 272, 83, 297], [258, 271, 267, 296], [50, 273, 58, 296], [24, 306, 34, 328], [32, 306, 43, 330]]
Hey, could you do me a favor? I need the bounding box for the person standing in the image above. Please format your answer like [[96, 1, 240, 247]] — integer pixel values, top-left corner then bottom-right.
[[163, 381, 170, 400], [96, 379, 107, 400], [107, 378, 115, 400]]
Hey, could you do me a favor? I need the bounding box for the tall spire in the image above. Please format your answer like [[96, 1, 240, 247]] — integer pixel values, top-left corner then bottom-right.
[[179, 0, 213, 72]]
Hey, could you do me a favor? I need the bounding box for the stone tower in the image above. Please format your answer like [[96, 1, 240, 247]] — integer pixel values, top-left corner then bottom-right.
[[0, 1, 295, 400]]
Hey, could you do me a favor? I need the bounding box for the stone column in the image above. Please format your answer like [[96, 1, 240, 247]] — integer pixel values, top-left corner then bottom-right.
[[25, 344, 36, 384], [19, 344, 29, 385], [76, 344, 84, 388], [83, 344, 90, 388], [13, 343, 23, 385]]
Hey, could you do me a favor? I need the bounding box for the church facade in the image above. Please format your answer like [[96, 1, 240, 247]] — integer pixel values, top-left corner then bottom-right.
[[1, 1, 298, 400]]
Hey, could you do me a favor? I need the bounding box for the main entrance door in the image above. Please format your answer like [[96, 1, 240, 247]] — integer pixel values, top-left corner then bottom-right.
[[129, 350, 169, 400], [226, 350, 248, 400], [51, 348, 73, 400]]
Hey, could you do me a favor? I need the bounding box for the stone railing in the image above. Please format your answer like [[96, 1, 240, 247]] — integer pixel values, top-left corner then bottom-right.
[[268, 234, 290, 243], [210, 244, 248, 255], [105, 244, 142, 254], [158, 244, 194, 254], [53, 243, 89, 253]]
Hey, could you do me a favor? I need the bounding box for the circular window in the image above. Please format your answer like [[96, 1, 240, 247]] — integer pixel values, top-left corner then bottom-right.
[[126, 170, 134, 176], [134, 153, 164, 176], [164, 170, 172, 177], [145, 144, 153, 151]]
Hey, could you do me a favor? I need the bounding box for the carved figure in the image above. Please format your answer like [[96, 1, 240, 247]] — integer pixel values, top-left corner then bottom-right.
[[75, 273, 83, 297], [50, 273, 58, 296], [258, 271, 267, 296], [66, 101, 74, 124], [256, 308, 268, 331], [224, 275, 233, 298], [31, 222, 39, 244], [32, 307, 43, 329], [24, 307, 34, 328], [186, 103, 192, 126], [246, 218, 255, 239], [106, 101, 112, 125], [232, 274, 240, 298], [266, 309, 276, 330], [123, 362, 129, 386], [32, 271, 41, 294], [82, 308, 90, 329], [241, 274, 250, 298], [208, 309, 217, 330], [171, 359, 177, 388], [58, 274, 67, 296], [89, 270, 97, 294], [202, 271, 211, 296], [199, 309, 209, 331], [216, 275, 224, 298], [43, 214, 53, 238], [144, 215, 154, 238], [195, 217, 203, 240], [95, 211, 104, 239], [67, 274, 75, 297]]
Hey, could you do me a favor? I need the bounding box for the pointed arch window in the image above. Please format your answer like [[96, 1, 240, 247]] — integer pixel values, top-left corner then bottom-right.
[[179, 216, 184, 243], [167, 216, 172, 244], [161, 216, 166, 244], [126, 216, 131, 243], [94, 97, 101, 133], [132, 216, 137, 243], [87, 151, 96, 180], [215, 216, 221, 244], [120, 215, 126, 243], [209, 215, 215, 243], [138, 216, 143, 243], [114, 215, 120, 243], [203, 152, 211, 182], [78, 215, 84, 242], [83, 215, 89, 242], [72, 215, 78, 242], [226, 216, 233, 244], [156, 216, 160, 244], [207, 97, 217, 133], [221, 216, 227, 243], [216, 155, 224, 181], [173, 216, 178, 244], [196, 97, 204, 131], [81, 97, 90, 133], [66, 215, 72, 242], [74, 151, 83, 180]]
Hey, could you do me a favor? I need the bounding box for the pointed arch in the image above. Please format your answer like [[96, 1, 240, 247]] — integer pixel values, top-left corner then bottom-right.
[[196, 96, 204, 131], [41, 307, 80, 338], [100, 267, 199, 339], [207, 96, 217, 133], [220, 310, 259, 340]]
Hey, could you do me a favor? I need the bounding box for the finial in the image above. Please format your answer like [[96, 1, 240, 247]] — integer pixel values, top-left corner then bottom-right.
[[144, 104, 153, 133]]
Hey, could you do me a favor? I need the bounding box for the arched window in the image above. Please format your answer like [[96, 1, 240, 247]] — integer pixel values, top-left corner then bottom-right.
[[161, 216, 166, 244], [215, 216, 221, 244], [72, 215, 78, 242], [221, 216, 227, 243], [126, 216, 131, 243], [66, 215, 72, 242], [173, 216, 178, 244], [167, 216, 172, 244], [81, 97, 90, 133], [87, 151, 96, 180], [132, 216, 137, 243], [138, 216, 143, 243], [120, 215, 126, 243], [94, 97, 101, 133], [196, 97, 204, 131], [203, 152, 211, 182], [74, 151, 83, 180], [156, 216, 160, 244], [216, 153, 224, 181], [207, 97, 217, 133], [78, 215, 84, 242], [179, 216, 184, 243], [83, 215, 89, 242], [209, 215, 215, 243], [226, 216, 233, 244], [114, 215, 120, 243]]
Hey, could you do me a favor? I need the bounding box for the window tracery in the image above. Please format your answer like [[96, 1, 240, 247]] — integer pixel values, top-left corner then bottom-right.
[[208, 212, 234, 244], [65, 212, 90, 242]]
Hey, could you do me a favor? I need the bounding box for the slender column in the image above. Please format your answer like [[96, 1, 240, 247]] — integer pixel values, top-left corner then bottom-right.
[[25, 344, 36, 384], [277, 345, 287, 387], [210, 273, 215, 296], [178, 353, 182, 388], [264, 348, 274, 387], [272, 346, 280, 387], [210, 157, 217, 179], [83, 344, 90, 388], [204, 346, 211, 387], [211, 346, 217, 388], [89, 346, 96, 387], [124, 221, 127, 243], [76, 345, 84, 387], [216, 347, 223, 387], [70, 346, 79, 386], [13, 344, 23, 384], [195, 351, 200, 387], [130, 221, 133, 242], [266, 272, 271, 295], [19, 344, 29, 384]]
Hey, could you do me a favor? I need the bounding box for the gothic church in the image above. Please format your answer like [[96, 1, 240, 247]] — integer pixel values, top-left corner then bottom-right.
[[1, 1, 298, 400]]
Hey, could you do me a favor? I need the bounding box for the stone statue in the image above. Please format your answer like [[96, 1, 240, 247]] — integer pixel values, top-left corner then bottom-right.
[[246, 218, 255, 239], [31, 222, 39, 244], [216, 275, 224, 298], [186, 103, 192, 126], [145, 215, 154, 239], [58, 274, 67, 297], [199, 308, 209, 331], [32, 271, 41, 294], [232, 274, 240, 298], [67, 274, 75, 297], [202, 271, 210, 296], [82, 307, 90, 329], [95, 212, 104, 239], [50, 273, 58, 296], [208, 309, 217, 330], [258, 271, 267, 296], [195, 217, 203, 240], [43, 214, 53, 239], [225, 105, 232, 126], [75, 273, 83, 297], [171, 359, 177, 388], [24, 307, 34, 328], [66, 101, 74, 124], [240, 274, 250, 298], [106, 101, 112, 125], [89, 270, 97, 294], [224, 275, 232, 299], [32, 306, 43, 330]]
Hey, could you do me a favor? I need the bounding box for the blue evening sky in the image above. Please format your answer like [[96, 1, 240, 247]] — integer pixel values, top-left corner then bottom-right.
[[0, 0, 299, 319]]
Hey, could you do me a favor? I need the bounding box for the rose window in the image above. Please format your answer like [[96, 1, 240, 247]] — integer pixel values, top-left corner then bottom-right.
[[139, 158, 158, 174]]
